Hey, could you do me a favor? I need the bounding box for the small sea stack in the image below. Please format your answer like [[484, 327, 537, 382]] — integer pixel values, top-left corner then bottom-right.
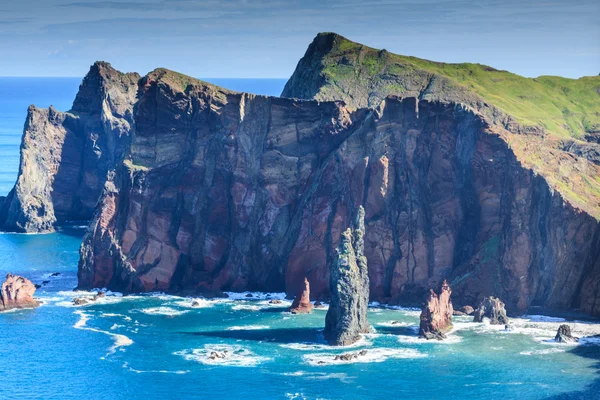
[[0, 274, 39, 311], [473, 296, 509, 325], [324, 206, 370, 346], [289, 277, 313, 314], [419, 280, 454, 340], [555, 324, 579, 343]]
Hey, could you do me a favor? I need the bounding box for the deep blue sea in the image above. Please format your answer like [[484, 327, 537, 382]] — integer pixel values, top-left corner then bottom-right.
[[1, 78, 600, 400]]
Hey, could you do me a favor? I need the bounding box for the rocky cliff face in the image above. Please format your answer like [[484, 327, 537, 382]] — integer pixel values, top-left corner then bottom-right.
[[324, 207, 370, 345], [0, 274, 39, 311], [76, 67, 600, 316], [0, 62, 139, 232], [419, 280, 453, 340]]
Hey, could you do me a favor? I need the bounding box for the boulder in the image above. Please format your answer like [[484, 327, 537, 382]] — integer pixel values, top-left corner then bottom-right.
[[314, 301, 325, 309], [473, 296, 509, 325], [0, 274, 39, 311], [555, 324, 579, 343], [459, 305, 474, 315], [419, 280, 454, 340], [269, 299, 282, 304], [289, 277, 314, 314], [324, 206, 370, 346]]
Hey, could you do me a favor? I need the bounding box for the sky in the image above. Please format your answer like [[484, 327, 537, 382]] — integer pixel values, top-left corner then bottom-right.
[[0, 0, 598, 79]]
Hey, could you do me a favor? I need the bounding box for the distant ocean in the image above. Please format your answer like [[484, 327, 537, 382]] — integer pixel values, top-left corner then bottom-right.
[[0, 77, 287, 196], [1, 78, 600, 400]]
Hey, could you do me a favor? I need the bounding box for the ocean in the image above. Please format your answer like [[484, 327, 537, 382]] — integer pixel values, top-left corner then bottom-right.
[[1, 78, 600, 400]]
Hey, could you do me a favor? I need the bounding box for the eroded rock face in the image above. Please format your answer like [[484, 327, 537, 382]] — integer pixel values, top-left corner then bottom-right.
[[419, 280, 453, 340], [473, 297, 509, 325], [0, 274, 39, 311], [555, 324, 578, 343], [74, 68, 600, 317], [289, 277, 313, 314], [324, 206, 370, 346], [0, 62, 139, 233]]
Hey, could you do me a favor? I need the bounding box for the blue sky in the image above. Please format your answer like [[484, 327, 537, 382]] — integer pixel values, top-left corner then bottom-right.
[[0, 0, 598, 79]]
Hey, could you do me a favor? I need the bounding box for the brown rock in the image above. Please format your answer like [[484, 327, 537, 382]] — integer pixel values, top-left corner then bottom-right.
[[473, 297, 509, 325], [0, 274, 39, 311], [460, 306, 474, 315], [419, 280, 453, 340], [289, 277, 314, 314], [269, 299, 283, 305]]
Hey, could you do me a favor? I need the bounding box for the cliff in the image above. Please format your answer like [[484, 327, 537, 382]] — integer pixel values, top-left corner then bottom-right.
[[3, 33, 600, 317], [0, 62, 139, 232], [76, 65, 600, 316], [282, 33, 600, 220]]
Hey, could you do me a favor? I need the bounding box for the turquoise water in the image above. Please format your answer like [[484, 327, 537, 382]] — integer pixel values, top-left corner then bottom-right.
[[1, 79, 600, 400]]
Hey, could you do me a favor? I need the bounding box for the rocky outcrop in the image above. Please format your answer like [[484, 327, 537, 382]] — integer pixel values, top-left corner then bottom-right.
[[324, 206, 370, 346], [73, 64, 600, 317], [289, 277, 313, 314], [0, 274, 39, 311], [555, 324, 579, 343], [473, 297, 509, 325], [0, 62, 139, 233], [419, 280, 453, 339]]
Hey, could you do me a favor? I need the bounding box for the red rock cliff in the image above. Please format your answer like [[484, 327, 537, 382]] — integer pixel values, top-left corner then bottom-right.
[[77, 69, 600, 316]]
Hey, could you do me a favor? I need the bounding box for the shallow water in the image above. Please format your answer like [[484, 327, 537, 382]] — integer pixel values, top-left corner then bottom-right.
[[2, 79, 600, 399]]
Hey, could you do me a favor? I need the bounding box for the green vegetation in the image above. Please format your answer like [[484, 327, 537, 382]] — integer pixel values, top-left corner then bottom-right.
[[318, 33, 600, 139]]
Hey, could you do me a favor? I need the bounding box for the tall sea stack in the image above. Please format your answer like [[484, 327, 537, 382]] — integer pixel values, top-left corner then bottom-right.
[[419, 280, 453, 340], [324, 206, 370, 346]]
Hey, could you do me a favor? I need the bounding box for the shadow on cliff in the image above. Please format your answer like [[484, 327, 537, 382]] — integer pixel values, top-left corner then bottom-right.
[[543, 343, 600, 400], [179, 327, 325, 344]]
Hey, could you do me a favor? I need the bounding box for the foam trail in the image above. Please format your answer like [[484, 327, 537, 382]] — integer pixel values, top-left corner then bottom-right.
[[73, 310, 133, 359]]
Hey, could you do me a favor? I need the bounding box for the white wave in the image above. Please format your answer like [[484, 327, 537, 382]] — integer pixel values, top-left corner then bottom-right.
[[376, 320, 414, 328], [173, 298, 216, 309], [137, 307, 189, 316], [279, 336, 373, 351], [122, 362, 189, 375], [520, 348, 566, 356], [231, 304, 263, 311], [397, 333, 463, 344], [72, 310, 133, 358], [224, 291, 287, 301], [100, 313, 132, 322], [226, 325, 270, 331], [174, 344, 270, 367], [280, 371, 353, 383], [523, 315, 567, 323], [303, 347, 427, 366]]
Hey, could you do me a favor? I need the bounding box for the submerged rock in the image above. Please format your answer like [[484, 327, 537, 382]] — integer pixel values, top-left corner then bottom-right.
[[473, 297, 509, 325], [555, 324, 579, 343], [0, 274, 39, 311], [324, 207, 370, 346], [72, 291, 105, 306], [269, 299, 283, 305], [289, 277, 313, 314], [334, 350, 368, 361], [419, 280, 454, 340]]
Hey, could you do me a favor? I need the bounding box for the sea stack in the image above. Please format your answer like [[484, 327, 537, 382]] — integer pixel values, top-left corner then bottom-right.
[[473, 296, 509, 325], [324, 206, 370, 346], [419, 280, 454, 340], [0, 274, 39, 311], [555, 324, 579, 343], [289, 277, 314, 314]]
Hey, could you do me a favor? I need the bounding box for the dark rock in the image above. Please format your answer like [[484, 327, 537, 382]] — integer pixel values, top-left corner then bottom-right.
[[245, 293, 254, 298], [42, 280, 50, 285], [324, 206, 370, 346], [72, 298, 89, 306], [269, 299, 283, 305], [191, 300, 201, 307], [473, 297, 509, 325], [555, 324, 579, 343], [34, 284, 42, 289], [50, 273, 61, 277], [289, 277, 313, 314], [314, 301, 325, 309], [333, 349, 368, 361], [0, 274, 39, 311], [419, 280, 453, 340]]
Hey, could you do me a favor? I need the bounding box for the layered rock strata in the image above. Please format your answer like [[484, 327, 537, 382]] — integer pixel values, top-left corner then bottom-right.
[[289, 277, 313, 314], [473, 297, 509, 325], [419, 280, 453, 340], [0, 62, 139, 232], [0, 274, 39, 311], [73, 67, 600, 317], [324, 206, 370, 345]]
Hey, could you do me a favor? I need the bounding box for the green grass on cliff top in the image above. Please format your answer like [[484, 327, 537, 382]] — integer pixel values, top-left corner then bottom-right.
[[320, 34, 600, 139]]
